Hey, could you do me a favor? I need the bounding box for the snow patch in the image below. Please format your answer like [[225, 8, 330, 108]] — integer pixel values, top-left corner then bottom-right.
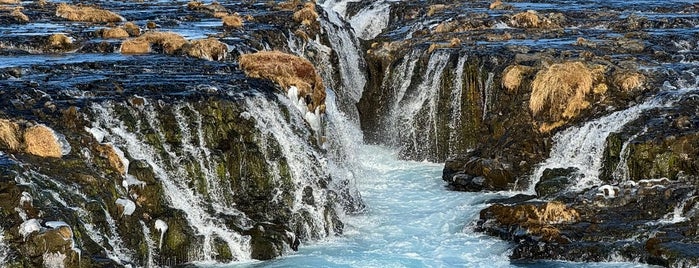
[[155, 219, 168, 250], [122, 175, 146, 192], [20, 191, 32, 207], [20, 219, 41, 240], [42, 252, 66, 268], [115, 198, 136, 216]]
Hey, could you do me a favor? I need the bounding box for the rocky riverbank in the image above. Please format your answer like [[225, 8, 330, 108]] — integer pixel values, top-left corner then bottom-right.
[[1, 0, 698, 267]]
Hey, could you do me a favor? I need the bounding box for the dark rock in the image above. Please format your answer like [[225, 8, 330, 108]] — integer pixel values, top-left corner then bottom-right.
[[535, 167, 578, 198]]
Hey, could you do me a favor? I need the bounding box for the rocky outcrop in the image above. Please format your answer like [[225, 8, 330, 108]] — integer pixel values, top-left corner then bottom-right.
[[0, 1, 359, 266]]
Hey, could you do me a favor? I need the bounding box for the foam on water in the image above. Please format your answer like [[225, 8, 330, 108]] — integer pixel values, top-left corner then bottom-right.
[[92, 102, 252, 262], [348, 2, 391, 40], [0, 226, 8, 264], [527, 87, 695, 193]]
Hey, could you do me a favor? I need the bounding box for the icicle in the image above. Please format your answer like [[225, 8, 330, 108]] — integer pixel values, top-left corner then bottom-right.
[[155, 219, 168, 251]]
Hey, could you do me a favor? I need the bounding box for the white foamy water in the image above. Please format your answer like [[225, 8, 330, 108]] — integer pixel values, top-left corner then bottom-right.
[[320, 5, 367, 110], [224, 145, 652, 268], [0, 226, 8, 264], [348, 2, 391, 40], [527, 88, 695, 193], [91, 102, 252, 262]]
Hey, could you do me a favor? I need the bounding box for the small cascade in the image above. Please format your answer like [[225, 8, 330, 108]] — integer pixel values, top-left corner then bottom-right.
[[139, 221, 157, 268], [347, 1, 392, 40], [155, 219, 168, 251], [319, 3, 367, 119], [242, 94, 337, 238], [91, 102, 252, 262], [528, 88, 695, 193], [448, 54, 468, 157], [611, 127, 648, 181], [395, 50, 451, 159], [0, 226, 7, 264]]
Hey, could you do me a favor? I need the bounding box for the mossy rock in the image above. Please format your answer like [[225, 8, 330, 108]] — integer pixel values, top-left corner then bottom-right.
[[535, 167, 578, 198]]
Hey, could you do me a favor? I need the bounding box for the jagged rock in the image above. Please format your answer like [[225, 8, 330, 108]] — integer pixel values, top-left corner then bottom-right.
[[535, 167, 578, 198]]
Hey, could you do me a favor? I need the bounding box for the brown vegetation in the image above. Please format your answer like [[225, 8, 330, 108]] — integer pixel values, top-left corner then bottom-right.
[[96, 143, 125, 175], [183, 38, 228, 61], [292, 2, 318, 26], [11, 7, 29, 22], [222, 13, 244, 28], [530, 61, 603, 122], [239, 51, 326, 111], [187, 1, 227, 14], [123, 22, 141, 37], [0, 0, 19, 4], [489, 0, 503, 9], [23, 125, 62, 158], [427, 4, 447, 16], [483, 201, 579, 241], [56, 3, 124, 23], [613, 71, 644, 92], [510, 11, 540, 28], [502, 65, 531, 92], [120, 31, 186, 55], [0, 119, 21, 151], [120, 39, 151, 54], [47, 33, 73, 50], [277, 0, 300, 11], [98, 27, 129, 39]]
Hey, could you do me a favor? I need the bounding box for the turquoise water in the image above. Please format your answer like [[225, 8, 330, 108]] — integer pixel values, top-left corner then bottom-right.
[[222, 145, 652, 268]]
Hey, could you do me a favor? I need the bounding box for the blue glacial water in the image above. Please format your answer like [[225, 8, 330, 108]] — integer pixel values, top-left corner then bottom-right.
[[223, 145, 654, 268]]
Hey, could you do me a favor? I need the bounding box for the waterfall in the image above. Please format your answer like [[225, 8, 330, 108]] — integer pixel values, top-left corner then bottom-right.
[[611, 127, 648, 181], [241, 93, 338, 238], [319, 2, 367, 120], [348, 1, 392, 40], [91, 102, 252, 262], [395, 50, 451, 159], [448, 54, 468, 157], [528, 87, 697, 193], [0, 225, 7, 264]]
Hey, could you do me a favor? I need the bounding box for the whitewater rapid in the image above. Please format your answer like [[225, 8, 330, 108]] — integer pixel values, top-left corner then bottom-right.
[[224, 146, 652, 268]]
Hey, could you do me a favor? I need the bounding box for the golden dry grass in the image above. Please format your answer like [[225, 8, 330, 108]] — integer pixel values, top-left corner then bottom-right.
[[449, 37, 461, 47], [502, 65, 531, 92], [23, 125, 62, 158], [239, 51, 326, 110], [277, 0, 300, 11], [96, 143, 125, 175], [98, 27, 130, 39], [537, 201, 580, 224], [292, 2, 318, 26], [120, 38, 151, 54], [0, 0, 19, 4], [511, 11, 540, 28], [48, 33, 72, 48], [183, 38, 228, 61], [0, 119, 21, 151], [222, 13, 244, 28], [614, 72, 644, 92], [529, 61, 600, 121], [56, 3, 124, 23], [427, 4, 446, 17], [137, 31, 187, 54], [489, 0, 503, 10], [11, 7, 29, 22], [123, 22, 141, 37]]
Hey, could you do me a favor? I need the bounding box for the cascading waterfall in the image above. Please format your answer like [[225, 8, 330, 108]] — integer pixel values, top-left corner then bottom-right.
[[611, 127, 648, 181], [319, 2, 367, 119], [241, 93, 338, 239], [396, 50, 451, 158], [527, 86, 697, 193], [347, 1, 392, 40], [448, 54, 468, 157], [91, 102, 252, 262], [0, 225, 7, 264]]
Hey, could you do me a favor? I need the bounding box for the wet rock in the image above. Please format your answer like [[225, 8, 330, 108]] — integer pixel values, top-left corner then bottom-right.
[[535, 167, 578, 198]]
